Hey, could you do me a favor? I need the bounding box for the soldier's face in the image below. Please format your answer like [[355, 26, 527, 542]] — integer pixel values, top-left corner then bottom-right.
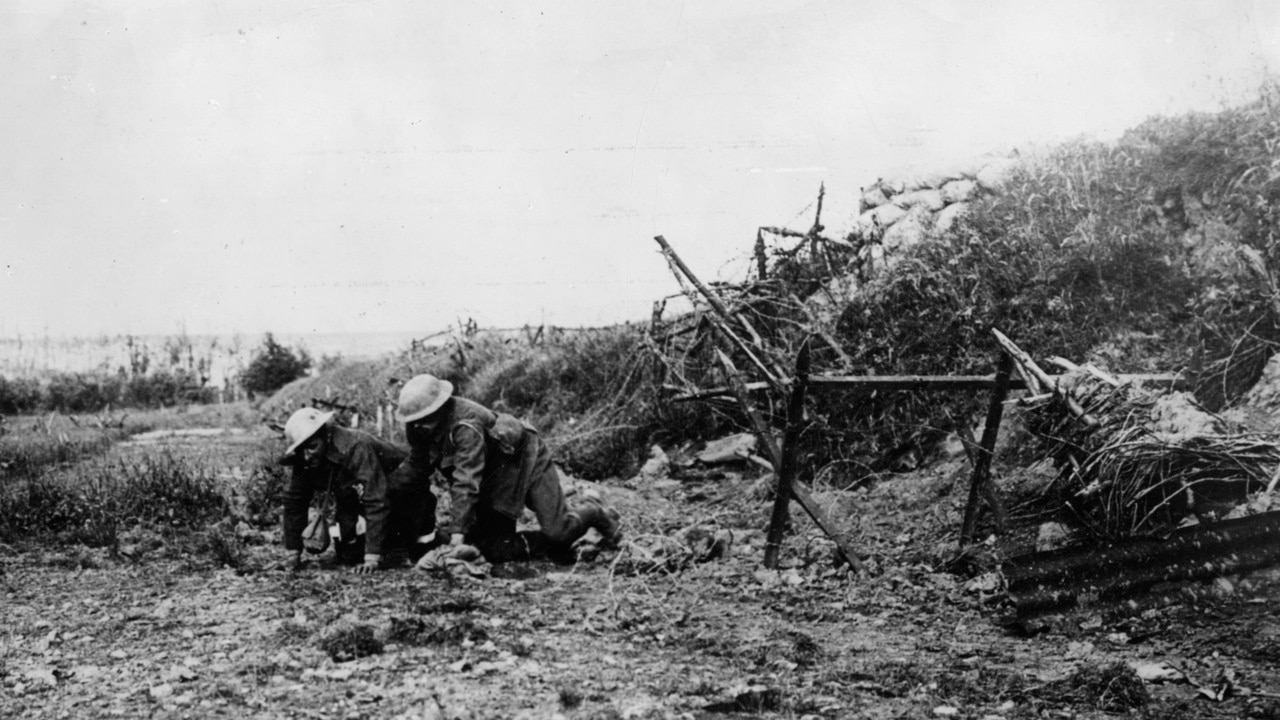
[[299, 435, 327, 469], [406, 415, 441, 444]]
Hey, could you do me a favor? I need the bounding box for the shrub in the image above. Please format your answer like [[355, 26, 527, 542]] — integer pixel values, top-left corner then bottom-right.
[[239, 456, 290, 527], [0, 375, 41, 415], [123, 368, 216, 407], [44, 372, 123, 413], [241, 333, 312, 398]]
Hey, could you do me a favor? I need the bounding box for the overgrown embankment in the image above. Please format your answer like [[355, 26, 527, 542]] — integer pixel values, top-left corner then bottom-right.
[[821, 90, 1280, 475]]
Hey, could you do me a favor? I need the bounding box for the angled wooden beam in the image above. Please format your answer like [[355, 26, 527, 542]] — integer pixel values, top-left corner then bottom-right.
[[654, 235, 785, 390], [992, 329, 1098, 427]]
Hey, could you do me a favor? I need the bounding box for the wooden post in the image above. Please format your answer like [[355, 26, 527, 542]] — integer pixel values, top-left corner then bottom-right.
[[960, 352, 1013, 546], [808, 182, 825, 259], [754, 228, 768, 281], [717, 343, 862, 572], [955, 423, 1008, 534], [764, 342, 809, 568]]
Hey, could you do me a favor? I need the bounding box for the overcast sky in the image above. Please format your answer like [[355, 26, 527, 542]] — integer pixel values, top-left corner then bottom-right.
[[3, 0, 1278, 339]]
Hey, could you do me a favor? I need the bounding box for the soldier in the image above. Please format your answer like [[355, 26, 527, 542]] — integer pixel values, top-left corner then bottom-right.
[[390, 374, 622, 565], [279, 407, 436, 573]]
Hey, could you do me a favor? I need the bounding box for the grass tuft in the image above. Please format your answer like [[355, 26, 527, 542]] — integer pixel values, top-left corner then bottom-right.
[[316, 620, 384, 662]]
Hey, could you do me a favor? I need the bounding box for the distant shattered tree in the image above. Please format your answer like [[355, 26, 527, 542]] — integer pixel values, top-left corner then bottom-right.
[[241, 333, 312, 398]]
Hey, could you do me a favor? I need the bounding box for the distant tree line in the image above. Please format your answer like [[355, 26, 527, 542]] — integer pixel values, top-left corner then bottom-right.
[[0, 333, 312, 414]]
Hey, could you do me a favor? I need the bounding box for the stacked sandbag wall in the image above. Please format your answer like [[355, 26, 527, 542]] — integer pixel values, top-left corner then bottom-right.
[[848, 154, 1021, 279]]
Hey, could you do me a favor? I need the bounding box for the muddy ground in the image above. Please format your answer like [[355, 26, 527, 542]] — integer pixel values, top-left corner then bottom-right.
[[3, 427, 1280, 720]]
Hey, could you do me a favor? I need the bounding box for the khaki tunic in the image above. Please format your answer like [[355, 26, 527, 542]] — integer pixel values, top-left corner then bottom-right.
[[393, 397, 547, 537], [281, 425, 408, 555]]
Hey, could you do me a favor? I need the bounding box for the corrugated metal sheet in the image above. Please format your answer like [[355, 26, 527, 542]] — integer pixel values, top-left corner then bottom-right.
[[1002, 510, 1280, 616]]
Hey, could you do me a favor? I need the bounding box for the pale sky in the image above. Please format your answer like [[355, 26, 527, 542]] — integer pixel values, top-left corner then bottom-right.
[[3, 0, 1279, 338]]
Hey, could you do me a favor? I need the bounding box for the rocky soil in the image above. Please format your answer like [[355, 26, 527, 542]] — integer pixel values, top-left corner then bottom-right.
[[3, 429, 1280, 720]]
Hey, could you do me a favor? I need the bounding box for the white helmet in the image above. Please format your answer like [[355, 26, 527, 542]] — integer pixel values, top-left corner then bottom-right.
[[282, 407, 335, 458]]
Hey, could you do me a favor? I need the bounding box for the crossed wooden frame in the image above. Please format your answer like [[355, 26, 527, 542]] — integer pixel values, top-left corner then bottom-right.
[[652, 233, 1184, 571]]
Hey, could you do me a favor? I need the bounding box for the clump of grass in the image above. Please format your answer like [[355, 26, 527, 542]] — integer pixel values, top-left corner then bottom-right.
[[384, 615, 488, 647], [869, 660, 929, 698], [420, 617, 488, 646], [557, 685, 584, 710], [933, 665, 1030, 708], [233, 456, 289, 528], [316, 620, 383, 662], [199, 527, 248, 570], [1038, 662, 1150, 713]]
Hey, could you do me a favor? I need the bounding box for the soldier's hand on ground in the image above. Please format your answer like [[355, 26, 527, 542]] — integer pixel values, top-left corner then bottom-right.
[[352, 553, 382, 574]]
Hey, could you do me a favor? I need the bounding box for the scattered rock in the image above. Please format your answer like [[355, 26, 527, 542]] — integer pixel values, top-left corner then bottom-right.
[[1036, 522, 1073, 552], [24, 666, 57, 687], [638, 445, 670, 479], [697, 434, 756, 464]]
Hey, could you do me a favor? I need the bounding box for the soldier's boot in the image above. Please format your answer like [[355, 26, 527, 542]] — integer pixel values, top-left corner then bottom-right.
[[575, 494, 623, 547]]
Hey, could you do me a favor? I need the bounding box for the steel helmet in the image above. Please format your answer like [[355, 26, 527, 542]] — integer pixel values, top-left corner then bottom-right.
[[396, 374, 454, 423], [282, 407, 335, 457]]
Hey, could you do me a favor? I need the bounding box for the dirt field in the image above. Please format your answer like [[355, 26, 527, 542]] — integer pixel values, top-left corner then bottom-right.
[[3, 427, 1280, 720]]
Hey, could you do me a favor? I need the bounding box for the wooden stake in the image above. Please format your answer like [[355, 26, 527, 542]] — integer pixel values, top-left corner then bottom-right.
[[955, 423, 1008, 534], [960, 353, 1013, 546], [717, 344, 860, 571], [808, 182, 826, 260], [754, 228, 768, 280], [763, 342, 807, 569]]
